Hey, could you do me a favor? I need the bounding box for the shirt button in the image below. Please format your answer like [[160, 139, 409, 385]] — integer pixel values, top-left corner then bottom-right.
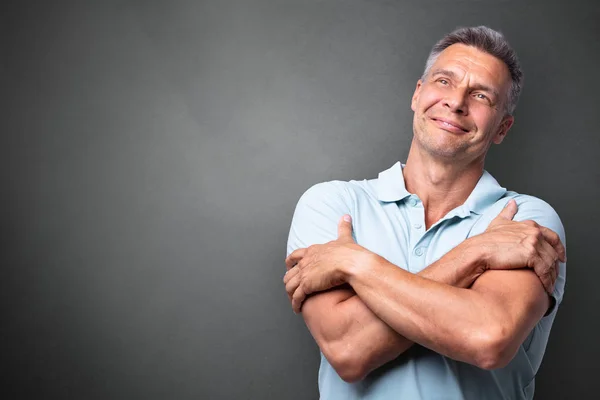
[[415, 247, 424, 256], [413, 223, 422, 229], [408, 198, 417, 207]]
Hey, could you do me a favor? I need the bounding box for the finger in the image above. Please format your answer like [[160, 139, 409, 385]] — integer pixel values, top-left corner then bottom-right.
[[554, 257, 560, 280], [553, 260, 559, 289], [292, 285, 307, 313], [537, 234, 562, 291], [283, 265, 300, 285], [285, 248, 306, 270], [337, 214, 354, 242], [532, 240, 557, 294], [548, 241, 560, 294], [539, 226, 566, 262], [531, 254, 554, 294], [538, 239, 559, 289], [285, 273, 301, 301], [496, 199, 518, 221]]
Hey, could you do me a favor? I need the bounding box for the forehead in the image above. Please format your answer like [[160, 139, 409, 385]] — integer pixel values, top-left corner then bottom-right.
[[431, 44, 511, 91]]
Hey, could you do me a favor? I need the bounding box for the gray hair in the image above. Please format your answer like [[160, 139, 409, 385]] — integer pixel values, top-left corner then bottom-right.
[[422, 26, 523, 115]]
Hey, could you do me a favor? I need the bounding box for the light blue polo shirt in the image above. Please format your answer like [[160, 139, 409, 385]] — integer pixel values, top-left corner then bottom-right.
[[286, 162, 566, 400]]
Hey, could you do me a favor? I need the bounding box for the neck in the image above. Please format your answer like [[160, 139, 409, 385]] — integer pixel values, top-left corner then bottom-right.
[[403, 142, 485, 229]]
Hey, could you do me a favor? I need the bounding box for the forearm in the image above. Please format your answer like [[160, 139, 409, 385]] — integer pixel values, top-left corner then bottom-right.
[[345, 241, 504, 367], [310, 240, 484, 380], [303, 286, 412, 382]]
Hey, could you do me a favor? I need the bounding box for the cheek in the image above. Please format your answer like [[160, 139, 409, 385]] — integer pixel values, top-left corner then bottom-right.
[[417, 89, 444, 113], [471, 109, 499, 131]]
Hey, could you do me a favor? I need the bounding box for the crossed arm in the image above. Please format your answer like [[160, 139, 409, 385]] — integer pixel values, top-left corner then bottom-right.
[[296, 244, 489, 382], [284, 197, 566, 382]]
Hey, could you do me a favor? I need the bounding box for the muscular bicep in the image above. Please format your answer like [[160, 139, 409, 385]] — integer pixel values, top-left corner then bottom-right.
[[303, 285, 411, 379], [301, 285, 356, 345]]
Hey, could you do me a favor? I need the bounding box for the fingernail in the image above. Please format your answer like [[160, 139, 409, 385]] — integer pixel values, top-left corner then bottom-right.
[[343, 215, 352, 222]]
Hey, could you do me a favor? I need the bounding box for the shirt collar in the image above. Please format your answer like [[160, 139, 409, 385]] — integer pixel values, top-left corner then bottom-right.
[[463, 170, 507, 215], [376, 162, 411, 202], [376, 162, 506, 215]]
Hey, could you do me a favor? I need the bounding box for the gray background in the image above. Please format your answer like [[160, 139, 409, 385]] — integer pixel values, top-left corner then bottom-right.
[[2, 0, 598, 398]]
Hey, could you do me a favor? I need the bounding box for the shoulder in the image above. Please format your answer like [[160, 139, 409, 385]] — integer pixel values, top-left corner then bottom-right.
[[507, 193, 565, 241], [296, 180, 350, 204], [288, 178, 379, 255], [473, 191, 565, 241], [295, 178, 378, 210], [474, 191, 567, 306]]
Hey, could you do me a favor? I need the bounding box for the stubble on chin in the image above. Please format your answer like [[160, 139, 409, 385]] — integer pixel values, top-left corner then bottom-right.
[[414, 119, 472, 160]]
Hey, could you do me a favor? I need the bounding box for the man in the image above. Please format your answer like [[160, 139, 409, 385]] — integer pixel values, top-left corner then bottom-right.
[[283, 26, 566, 399]]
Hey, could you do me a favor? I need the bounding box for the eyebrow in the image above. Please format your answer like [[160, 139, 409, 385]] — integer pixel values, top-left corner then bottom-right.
[[430, 69, 500, 98]]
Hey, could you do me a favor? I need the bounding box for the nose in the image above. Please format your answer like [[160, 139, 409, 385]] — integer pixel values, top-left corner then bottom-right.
[[443, 88, 469, 115]]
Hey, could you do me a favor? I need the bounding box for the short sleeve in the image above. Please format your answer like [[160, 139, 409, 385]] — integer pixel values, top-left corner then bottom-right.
[[510, 195, 567, 312], [286, 181, 353, 258]]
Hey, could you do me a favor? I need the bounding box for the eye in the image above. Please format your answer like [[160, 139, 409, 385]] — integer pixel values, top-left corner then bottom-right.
[[474, 93, 490, 102], [437, 78, 449, 85]]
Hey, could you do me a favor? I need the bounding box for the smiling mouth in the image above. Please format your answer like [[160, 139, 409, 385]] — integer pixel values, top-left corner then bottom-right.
[[431, 118, 469, 133]]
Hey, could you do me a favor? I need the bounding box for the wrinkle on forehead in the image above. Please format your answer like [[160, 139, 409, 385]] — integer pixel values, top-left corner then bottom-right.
[[430, 44, 511, 96]]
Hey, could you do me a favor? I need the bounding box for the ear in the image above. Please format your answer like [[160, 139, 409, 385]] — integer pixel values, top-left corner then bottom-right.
[[411, 80, 423, 112], [492, 115, 514, 145]]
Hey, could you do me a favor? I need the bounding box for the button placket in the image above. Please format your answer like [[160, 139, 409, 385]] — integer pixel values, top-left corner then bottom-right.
[[407, 195, 426, 244], [404, 194, 430, 272]]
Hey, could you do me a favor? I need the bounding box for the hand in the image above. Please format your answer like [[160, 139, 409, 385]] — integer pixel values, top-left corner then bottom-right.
[[470, 199, 566, 293], [283, 215, 371, 313]]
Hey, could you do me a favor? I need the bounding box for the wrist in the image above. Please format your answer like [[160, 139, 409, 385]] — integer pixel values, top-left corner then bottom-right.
[[342, 247, 377, 285], [456, 237, 488, 282]]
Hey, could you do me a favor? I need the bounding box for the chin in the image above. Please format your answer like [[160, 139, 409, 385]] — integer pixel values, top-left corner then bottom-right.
[[428, 147, 464, 160], [418, 135, 469, 160]]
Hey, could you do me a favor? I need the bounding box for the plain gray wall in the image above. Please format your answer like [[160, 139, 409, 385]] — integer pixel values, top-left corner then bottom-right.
[[2, 0, 599, 398]]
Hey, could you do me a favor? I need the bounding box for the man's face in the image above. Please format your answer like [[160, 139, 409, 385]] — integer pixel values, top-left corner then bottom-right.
[[411, 43, 514, 163]]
